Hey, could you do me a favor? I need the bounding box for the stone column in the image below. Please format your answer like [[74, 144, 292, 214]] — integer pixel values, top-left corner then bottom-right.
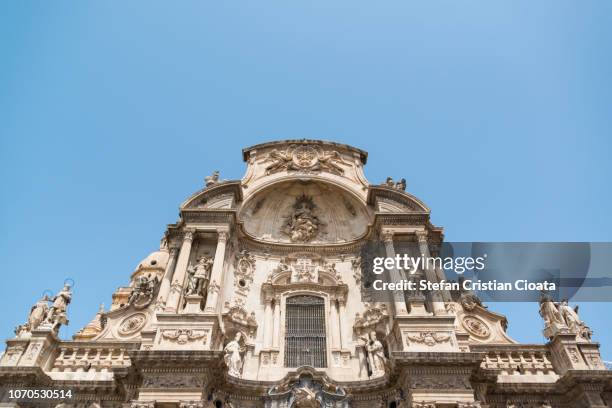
[[204, 230, 229, 313], [156, 247, 179, 311], [338, 298, 349, 349], [165, 230, 195, 313], [382, 230, 408, 316], [272, 297, 281, 349], [329, 298, 340, 349], [263, 297, 274, 349], [415, 230, 446, 315]]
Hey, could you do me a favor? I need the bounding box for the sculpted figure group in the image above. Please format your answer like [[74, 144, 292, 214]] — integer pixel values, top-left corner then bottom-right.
[[127, 275, 159, 306], [16, 283, 72, 336], [539, 295, 592, 341]]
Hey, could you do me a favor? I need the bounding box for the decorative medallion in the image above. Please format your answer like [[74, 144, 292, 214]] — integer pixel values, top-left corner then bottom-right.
[[118, 313, 147, 336], [461, 315, 491, 339]]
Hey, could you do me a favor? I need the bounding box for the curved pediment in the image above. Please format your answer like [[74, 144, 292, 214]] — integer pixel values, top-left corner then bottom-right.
[[238, 180, 370, 245], [181, 181, 243, 210], [367, 185, 430, 213]]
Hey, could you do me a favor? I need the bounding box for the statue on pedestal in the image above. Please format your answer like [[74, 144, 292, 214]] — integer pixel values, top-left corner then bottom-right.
[[224, 332, 246, 378], [15, 294, 50, 337], [558, 300, 592, 341], [44, 284, 73, 331], [539, 295, 592, 341], [365, 331, 386, 378], [185, 256, 213, 297]]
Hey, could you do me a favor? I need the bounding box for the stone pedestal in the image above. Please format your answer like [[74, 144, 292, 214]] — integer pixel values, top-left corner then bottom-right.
[[549, 333, 590, 374], [16, 329, 58, 367], [152, 314, 217, 351], [407, 295, 431, 316], [182, 294, 204, 314]]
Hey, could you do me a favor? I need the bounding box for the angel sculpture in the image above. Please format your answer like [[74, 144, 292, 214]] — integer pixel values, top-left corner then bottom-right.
[[264, 149, 293, 174]]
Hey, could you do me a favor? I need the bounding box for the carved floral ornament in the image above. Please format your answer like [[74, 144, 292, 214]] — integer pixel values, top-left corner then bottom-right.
[[261, 144, 347, 175]]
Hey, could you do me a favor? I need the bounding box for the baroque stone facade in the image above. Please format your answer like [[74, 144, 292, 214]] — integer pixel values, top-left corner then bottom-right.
[[1, 140, 610, 407]]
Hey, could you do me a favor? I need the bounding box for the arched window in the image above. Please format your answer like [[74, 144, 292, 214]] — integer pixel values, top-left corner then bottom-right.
[[284, 295, 327, 367]]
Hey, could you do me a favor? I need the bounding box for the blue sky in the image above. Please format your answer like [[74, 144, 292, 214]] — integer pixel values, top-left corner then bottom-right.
[[1, 1, 611, 359]]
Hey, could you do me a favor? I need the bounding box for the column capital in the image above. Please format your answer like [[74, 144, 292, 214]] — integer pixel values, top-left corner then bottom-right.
[[217, 230, 229, 243], [169, 247, 180, 256], [381, 230, 394, 243], [183, 228, 196, 242], [415, 230, 428, 242]]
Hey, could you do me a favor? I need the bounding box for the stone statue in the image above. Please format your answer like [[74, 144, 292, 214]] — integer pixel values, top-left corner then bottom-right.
[[539, 295, 592, 341], [42, 284, 73, 331], [127, 275, 158, 306], [381, 177, 406, 191], [559, 300, 582, 332], [224, 332, 245, 378], [366, 331, 386, 377], [283, 195, 321, 243], [558, 300, 592, 340], [205, 170, 220, 186], [395, 178, 406, 191], [29, 295, 50, 329], [15, 294, 51, 337], [539, 294, 566, 332], [185, 256, 213, 296]]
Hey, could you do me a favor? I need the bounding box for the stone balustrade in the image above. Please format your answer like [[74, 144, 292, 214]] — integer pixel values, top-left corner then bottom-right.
[[472, 345, 556, 377], [50, 342, 139, 375]]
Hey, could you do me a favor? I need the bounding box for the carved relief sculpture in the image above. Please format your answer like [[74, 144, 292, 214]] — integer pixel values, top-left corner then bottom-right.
[[127, 275, 158, 307], [282, 195, 322, 243], [263, 144, 346, 175]]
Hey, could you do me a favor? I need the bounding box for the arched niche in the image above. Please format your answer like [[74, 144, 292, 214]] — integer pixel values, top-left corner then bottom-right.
[[238, 180, 370, 244]]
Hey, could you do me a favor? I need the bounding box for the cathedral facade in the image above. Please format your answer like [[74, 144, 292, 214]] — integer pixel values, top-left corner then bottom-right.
[[1, 140, 610, 407]]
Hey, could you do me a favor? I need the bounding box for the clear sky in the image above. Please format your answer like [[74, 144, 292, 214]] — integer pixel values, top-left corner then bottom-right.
[[1, 1, 611, 360]]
